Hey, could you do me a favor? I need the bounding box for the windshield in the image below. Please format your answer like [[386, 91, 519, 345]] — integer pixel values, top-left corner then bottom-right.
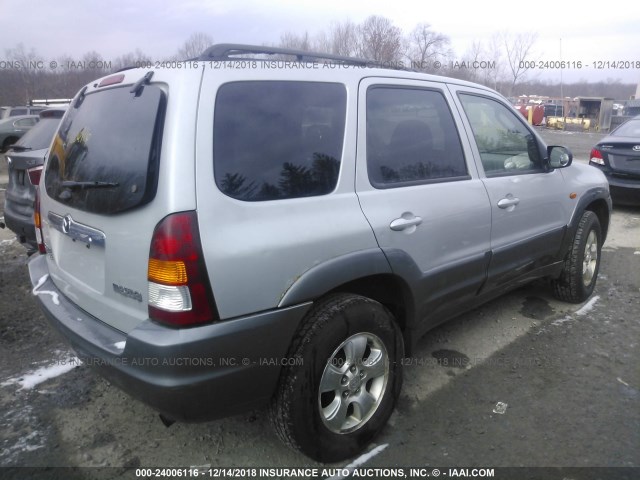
[[44, 84, 166, 214]]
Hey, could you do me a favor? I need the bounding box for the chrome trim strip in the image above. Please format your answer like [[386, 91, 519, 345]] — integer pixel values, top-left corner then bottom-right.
[[48, 212, 106, 248]]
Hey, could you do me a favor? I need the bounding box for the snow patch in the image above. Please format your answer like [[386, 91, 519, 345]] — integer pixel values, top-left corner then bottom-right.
[[575, 295, 600, 316], [1, 356, 82, 390], [32, 274, 60, 305], [551, 315, 573, 327], [327, 444, 389, 480]]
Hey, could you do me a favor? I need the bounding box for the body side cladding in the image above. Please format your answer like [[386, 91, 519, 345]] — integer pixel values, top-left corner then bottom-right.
[[382, 248, 491, 348], [482, 225, 567, 292]]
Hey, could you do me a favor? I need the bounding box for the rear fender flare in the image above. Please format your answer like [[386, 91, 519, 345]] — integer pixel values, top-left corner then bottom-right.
[[278, 249, 392, 308]]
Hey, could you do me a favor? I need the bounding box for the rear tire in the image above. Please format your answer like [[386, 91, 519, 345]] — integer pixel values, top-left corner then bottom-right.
[[551, 210, 602, 303], [270, 293, 403, 463]]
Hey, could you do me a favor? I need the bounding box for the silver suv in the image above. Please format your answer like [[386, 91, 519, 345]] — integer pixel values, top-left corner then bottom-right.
[[29, 44, 611, 462]]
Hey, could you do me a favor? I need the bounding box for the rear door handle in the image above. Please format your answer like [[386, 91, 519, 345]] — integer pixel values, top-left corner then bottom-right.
[[497, 197, 520, 209], [390, 214, 423, 231]]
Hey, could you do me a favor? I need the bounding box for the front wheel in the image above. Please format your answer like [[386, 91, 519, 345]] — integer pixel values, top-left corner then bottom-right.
[[551, 210, 602, 303], [270, 293, 403, 462]]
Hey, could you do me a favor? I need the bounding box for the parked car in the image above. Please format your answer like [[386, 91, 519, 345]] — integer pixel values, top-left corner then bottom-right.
[[0, 115, 39, 152], [589, 115, 640, 205], [28, 44, 611, 462], [0, 105, 46, 120], [3, 107, 67, 252]]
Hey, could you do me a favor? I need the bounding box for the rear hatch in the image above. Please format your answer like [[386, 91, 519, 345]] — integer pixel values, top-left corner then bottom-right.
[[39, 71, 193, 333], [601, 141, 640, 179]]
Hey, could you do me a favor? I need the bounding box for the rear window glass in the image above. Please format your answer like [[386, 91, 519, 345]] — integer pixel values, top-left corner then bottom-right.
[[612, 119, 640, 137], [214, 81, 346, 201], [15, 118, 62, 150], [44, 84, 166, 214]]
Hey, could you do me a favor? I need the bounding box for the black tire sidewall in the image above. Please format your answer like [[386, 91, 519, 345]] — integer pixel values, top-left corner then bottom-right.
[[286, 296, 402, 463], [573, 211, 602, 299]]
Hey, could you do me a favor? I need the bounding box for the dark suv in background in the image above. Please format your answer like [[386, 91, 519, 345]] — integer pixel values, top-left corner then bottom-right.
[[3, 107, 67, 252]]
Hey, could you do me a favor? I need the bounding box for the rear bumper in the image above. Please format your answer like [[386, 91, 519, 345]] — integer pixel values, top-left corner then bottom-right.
[[3, 199, 36, 248], [28, 254, 311, 422], [607, 176, 640, 206]]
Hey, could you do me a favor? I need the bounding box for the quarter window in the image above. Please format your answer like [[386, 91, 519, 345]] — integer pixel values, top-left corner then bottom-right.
[[458, 94, 543, 176], [366, 87, 468, 188], [214, 81, 346, 201]]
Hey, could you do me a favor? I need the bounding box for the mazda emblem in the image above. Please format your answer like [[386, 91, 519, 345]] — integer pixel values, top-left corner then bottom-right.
[[62, 215, 72, 234]]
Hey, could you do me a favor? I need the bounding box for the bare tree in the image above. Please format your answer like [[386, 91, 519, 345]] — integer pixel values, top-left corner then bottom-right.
[[176, 32, 214, 60], [483, 34, 507, 90], [406, 23, 450, 72], [4, 43, 44, 104], [502, 31, 537, 95], [328, 20, 359, 57], [452, 41, 485, 82], [356, 15, 402, 63], [279, 31, 312, 51], [112, 49, 152, 71]]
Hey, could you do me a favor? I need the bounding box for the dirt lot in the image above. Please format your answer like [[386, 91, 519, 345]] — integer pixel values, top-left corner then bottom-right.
[[0, 128, 638, 479]]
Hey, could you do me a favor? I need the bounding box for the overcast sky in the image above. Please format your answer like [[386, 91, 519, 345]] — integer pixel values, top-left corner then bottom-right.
[[1, 0, 639, 85]]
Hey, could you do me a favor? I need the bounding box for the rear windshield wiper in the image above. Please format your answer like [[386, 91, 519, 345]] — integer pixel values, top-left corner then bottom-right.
[[60, 180, 119, 189], [8, 145, 32, 152]]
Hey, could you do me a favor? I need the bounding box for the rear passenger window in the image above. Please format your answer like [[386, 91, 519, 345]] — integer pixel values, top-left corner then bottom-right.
[[214, 82, 346, 201], [366, 87, 468, 188]]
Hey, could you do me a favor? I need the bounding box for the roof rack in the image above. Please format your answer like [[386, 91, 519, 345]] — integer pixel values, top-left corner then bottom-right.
[[197, 43, 406, 70]]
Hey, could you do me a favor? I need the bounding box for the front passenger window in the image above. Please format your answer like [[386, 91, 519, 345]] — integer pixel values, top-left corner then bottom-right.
[[459, 94, 542, 176]]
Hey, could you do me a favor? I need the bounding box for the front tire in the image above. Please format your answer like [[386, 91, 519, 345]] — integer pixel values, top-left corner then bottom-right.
[[552, 210, 602, 303], [270, 293, 403, 462]]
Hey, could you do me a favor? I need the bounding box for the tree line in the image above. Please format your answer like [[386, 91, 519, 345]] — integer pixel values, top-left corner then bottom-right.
[[1, 21, 636, 106]]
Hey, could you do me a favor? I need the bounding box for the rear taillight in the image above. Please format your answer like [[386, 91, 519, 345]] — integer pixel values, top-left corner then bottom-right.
[[27, 166, 43, 186], [590, 148, 605, 165], [148, 211, 218, 327], [34, 188, 46, 254]]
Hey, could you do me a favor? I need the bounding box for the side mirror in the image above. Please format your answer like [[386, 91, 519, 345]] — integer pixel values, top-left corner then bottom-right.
[[547, 145, 573, 168]]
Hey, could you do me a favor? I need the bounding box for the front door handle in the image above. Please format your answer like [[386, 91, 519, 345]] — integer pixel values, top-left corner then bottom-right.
[[497, 196, 520, 209], [390, 214, 423, 231]]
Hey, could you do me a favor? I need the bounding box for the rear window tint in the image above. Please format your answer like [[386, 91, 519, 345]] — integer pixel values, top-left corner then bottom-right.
[[44, 84, 166, 214], [612, 119, 640, 137], [15, 118, 61, 150], [214, 81, 346, 201]]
